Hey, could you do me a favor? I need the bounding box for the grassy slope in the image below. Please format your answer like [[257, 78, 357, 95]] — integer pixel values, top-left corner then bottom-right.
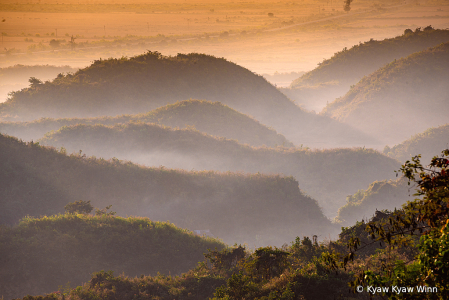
[[0, 214, 224, 299], [38, 122, 400, 217], [0, 52, 377, 148], [282, 28, 449, 111], [0, 100, 294, 147], [385, 124, 449, 164], [321, 42, 449, 146], [0, 133, 331, 247]]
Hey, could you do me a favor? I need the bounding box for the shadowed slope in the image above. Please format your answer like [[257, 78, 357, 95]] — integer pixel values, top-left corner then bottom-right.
[[0, 133, 331, 247], [0, 100, 294, 147], [322, 42, 449, 146], [282, 28, 449, 111], [335, 178, 411, 226], [0, 52, 377, 148], [385, 124, 449, 164], [0, 214, 225, 299], [38, 123, 400, 217]]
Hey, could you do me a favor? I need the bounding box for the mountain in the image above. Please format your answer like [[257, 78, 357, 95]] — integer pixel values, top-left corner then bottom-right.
[[385, 124, 449, 164], [0, 214, 224, 299], [0, 133, 331, 247], [334, 178, 411, 226], [321, 42, 449, 146], [281, 27, 449, 111], [38, 122, 400, 217], [0, 100, 293, 147], [0, 51, 377, 148]]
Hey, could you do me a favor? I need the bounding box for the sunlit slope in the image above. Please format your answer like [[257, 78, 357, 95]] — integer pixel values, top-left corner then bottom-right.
[[283, 28, 449, 110], [0, 133, 330, 247], [334, 178, 411, 226], [38, 122, 400, 217], [321, 42, 449, 146], [0, 52, 377, 148], [0, 100, 293, 147], [0, 214, 224, 300], [385, 124, 449, 164]]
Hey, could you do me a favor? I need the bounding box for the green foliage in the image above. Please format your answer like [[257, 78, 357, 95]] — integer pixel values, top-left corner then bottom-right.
[[325, 150, 449, 299], [64, 200, 93, 214], [1, 213, 225, 299]]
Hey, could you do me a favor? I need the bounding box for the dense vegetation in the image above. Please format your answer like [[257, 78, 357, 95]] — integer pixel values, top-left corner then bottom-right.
[[0, 214, 224, 299], [0, 133, 332, 247], [322, 41, 449, 145], [385, 124, 449, 164], [10, 151, 449, 300], [334, 177, 411, 226], [0, 51, 378, 148], [283, 27, 449, 110], [327, 150, 449, 299], [38, 122, 400, 217], [10, 236, 356, 300], [0, 100, 293, 147]]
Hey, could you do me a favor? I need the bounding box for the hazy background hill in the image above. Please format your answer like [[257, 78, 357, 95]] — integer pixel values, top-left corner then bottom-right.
[[0, 100, 293, 148], [0, 52, 378, 149], [0, 133, 332, 247], [38, 122, 400, 217], [334, 178, 411, 226], [0, 214, 224, 299], [321, 42, 449, 146], [281, 28, 449, 111], [385, 124, 449, 164]]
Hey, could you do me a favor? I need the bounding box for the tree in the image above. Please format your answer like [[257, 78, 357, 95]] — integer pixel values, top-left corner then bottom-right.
[[343, 0, 353, 12], [64, 200, 93, 214], [28, 77, 42, 87], [324, 150, 449, 299]]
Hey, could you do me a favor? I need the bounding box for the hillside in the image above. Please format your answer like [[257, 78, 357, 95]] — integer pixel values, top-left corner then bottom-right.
[[282, 27, 449, 111], [0, 100, 294, 147], [0, 51, 378, 148], [38, 122, 400, 217], [0, 214, 224, 299], [334, 178, 411, 226], [385, 124, 449, 164], [0, 64, 77, 103], [0, 133, 331, 247], [321, 42, 449, 146]]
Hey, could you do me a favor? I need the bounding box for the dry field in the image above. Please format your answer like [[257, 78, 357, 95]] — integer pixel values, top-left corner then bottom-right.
[[1, 0, 448, 78]]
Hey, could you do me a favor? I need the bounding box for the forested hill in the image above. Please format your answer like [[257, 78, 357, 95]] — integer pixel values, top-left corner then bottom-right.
[[0, 52, 296, 122], [0, 51, 378, 148], [321, 42, 449, 146], [0, 214, 225, 299], [0, 100, 293, 147], [281, 28, 449, 111], [38, 122, 400, 217], [0, 133, 332, 247], [385, 124, 449, 164], [291, 27, 449, 88]]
